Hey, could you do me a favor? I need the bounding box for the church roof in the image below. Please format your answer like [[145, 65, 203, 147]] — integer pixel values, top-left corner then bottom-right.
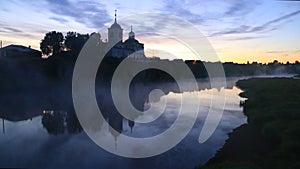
[[110, 10, 122, 29], [110, 22, 122, 29], [124, 37, 140, 44]]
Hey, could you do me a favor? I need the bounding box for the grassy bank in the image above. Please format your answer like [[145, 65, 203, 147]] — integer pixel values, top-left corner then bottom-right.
[[197, 78, 300, 169]]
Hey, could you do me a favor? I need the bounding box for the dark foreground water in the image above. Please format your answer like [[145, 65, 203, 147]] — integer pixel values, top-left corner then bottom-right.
[[0, 78, 247, 169]]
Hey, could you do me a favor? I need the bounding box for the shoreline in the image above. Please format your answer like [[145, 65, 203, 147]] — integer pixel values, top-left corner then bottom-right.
[[197, 77, 300, 169]]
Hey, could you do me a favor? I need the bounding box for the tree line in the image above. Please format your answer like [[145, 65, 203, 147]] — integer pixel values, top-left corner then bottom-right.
[[40, 31, 101, 56]]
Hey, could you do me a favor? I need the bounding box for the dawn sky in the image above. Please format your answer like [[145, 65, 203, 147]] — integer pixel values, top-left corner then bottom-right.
[[0, 0, 299, 63]]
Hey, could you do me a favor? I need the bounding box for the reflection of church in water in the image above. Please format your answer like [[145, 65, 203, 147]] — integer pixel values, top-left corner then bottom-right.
[[41, 108, 135, 141], [104, 10, 146, 59], [40, 82, 155, 140]]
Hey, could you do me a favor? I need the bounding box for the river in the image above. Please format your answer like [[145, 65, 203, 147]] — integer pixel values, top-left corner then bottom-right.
[[0, 77, 250, 169]]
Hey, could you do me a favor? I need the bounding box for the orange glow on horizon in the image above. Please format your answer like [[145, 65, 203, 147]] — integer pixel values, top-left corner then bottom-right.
[[1, 34, 298, 64], [139, 35, 300, 64]]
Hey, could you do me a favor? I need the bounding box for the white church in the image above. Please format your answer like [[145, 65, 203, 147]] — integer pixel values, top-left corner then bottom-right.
[[104, 11, 146, 60]]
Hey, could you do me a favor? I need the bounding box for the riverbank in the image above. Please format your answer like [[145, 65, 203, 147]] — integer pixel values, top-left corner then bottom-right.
[[197, 77, 300, 169]]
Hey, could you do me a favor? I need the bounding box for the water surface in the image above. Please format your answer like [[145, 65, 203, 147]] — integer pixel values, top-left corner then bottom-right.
[[0, 78, 247, 169]]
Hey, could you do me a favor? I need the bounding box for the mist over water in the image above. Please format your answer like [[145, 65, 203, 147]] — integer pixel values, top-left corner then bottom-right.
[[0, 77, 249, 169], [0, 53, 297, 168]]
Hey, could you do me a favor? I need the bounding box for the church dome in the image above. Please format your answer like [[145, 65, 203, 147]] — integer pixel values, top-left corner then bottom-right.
[[124, 37, 139, 44]]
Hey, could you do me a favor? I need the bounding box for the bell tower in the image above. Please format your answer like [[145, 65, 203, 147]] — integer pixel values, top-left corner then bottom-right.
[[108, 10, 123, 45]]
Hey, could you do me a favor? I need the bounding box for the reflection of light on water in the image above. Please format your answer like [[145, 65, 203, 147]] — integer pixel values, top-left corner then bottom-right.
[[118, 84, 247, 166], [134, 86, 247, 142], [149, 86, 245, 116], [42, 110, 67, 115], [42, 110, 55, 115]]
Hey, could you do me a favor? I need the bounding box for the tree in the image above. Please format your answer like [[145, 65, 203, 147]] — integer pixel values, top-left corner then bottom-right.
[[40, 31, 64, 56], [64, 32, 89, 54]]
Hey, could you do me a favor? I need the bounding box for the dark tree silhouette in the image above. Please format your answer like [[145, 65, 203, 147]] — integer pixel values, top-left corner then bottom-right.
[[42, 112, 65, 135], [64, 32, 89, 54], [40, 31, 64, 56]]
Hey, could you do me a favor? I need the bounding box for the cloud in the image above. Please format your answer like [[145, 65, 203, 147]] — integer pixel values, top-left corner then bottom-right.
[[159, 0, 204, 24], [225, 0, 260, 17], [259, 9, 300, 27], [45, 0, 111, 29], [18, 33, 40, 39], [0, 26, 23, 33], [227, 36, 265, 41], [49, 17, 69, 24], [210, 25, 250, 36], [210, 10, 300, 36], [120, 15, 168, 31], [158, 0, 261, 25], [266, 50, 287, 53]]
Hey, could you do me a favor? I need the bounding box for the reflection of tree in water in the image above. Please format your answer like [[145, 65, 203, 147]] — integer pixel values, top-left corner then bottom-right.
[[42, 111, 65, 135], [41, 80, 182, 136], [66, 112, 82, 134], [19, 78, 216, 138], [128, 120, 134, 133], [42, 110, 82, 135]]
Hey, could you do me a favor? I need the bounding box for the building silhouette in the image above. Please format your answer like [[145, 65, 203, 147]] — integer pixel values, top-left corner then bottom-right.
[[0, 44, 41, 60]]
